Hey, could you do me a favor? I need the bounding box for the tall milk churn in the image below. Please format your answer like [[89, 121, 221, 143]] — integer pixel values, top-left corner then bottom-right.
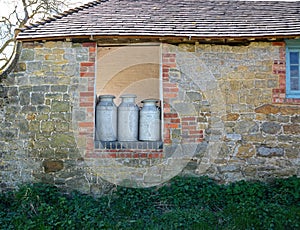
[[96, 95, 117, 141], [139, 99, 161, 141], [117, 94, 139, 141]]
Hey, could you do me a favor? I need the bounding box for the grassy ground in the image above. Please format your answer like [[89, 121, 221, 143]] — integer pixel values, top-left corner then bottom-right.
[[0, 176, 299, 229]]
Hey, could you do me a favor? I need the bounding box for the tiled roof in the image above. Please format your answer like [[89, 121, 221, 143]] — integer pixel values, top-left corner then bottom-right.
[[17, 0, 300, 41]]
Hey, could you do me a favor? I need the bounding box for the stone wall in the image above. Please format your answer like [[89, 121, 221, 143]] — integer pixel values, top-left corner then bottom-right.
[[0, 40, 299, 194], [170, 42, 300, 181]]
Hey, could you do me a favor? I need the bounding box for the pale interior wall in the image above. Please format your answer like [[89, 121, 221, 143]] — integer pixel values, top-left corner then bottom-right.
[[96, 45, 160, 106]]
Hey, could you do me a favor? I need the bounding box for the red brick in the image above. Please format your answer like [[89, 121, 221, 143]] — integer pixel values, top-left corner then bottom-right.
[[163, 68, 170, 73], [190, 130, 203, 135], [88, 86, 94, 91], [272, 42, 285, 47], [82, 42, 96, 47], [163, 53, 176, 58], [272, 88, 285, 93], [164, 113, 178, 118], [80, 102, 94, 107], [165, 123, 179, 128], [163, 92, 177, 98], [80, 62, 94, 67], [171, 118, 180, 123], [164, 129, 170, 138], [80, 96, 94, 101], [80, 66, 95, 73], [89, 53, 96, 61], [86, 107, 94, 113], [119, 153, 132, 158], [170, 88, 179, 92], [89, 47, 96, 53], [80, 72, 95, 77], [148, 153, 163, 158], [107, 153, 117, 158], [79, 122, 94, 127], [164, 139, 172, 144], [182, 125, 196, 131], [182, 117, 196, 122], [164, 63, 176, 68], [80, 92, 94, 97]]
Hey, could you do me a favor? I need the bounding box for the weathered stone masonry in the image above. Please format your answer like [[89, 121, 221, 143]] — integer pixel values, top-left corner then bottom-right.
[[0, 40, 299, 194]]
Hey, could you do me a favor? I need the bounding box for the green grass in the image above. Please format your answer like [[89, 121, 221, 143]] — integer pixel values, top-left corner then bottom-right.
[[0, 176, 299, 229]]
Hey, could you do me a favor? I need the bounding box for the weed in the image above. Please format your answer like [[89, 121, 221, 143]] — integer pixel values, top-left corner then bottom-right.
[[0, 176, 299, 229]]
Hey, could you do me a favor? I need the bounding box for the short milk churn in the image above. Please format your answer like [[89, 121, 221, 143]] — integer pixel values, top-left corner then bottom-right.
[[139, 99, 161, 141], [117, 94, 139, 141], [96, 95, 117, 141]]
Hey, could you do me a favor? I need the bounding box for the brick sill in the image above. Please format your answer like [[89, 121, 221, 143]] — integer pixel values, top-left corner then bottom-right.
[[94, 140, 163, 150]]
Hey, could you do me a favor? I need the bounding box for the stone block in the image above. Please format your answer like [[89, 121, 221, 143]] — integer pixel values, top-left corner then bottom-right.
[[186, 91, 202, 101], [291, 115, 300, 123], [261, 122, 281, 134], [285, 147, 299, 159], [234, 120, 259, 134], [32, 85, 50, 92], [44, 42, 58, 48], [37, 105, 51, 113], [223, 113, 240, 121], [41, 121, 55, 132], [257, 146, 284, 157], [277, 115, 290, 123], [226, 133, 242, 141], [27, 61, 42, 73], [55, 122, 69, 132], [172, 102, 196, 115], [283, 124, 300, 134], [50, 133, 76, 148], [236, 143, 256, 158], [20, 49, 34, 61], [21, 105, 37, 114], [218, 165, 240, 173], [280, 106, 300, 115], [31, 93, 45, 105], [42, 160, 64, 173], [51, 85, 68, 93], [36, 114, 49, 121], [254, 104, 279, 114], [51, 100, 70, 112], [13, 63, 26, 74], [45, 93, 63, 100]]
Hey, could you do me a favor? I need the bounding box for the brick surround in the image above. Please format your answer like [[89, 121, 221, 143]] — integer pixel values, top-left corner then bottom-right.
[[78, 42, 164, 159], [78, 45, 205, 159], [272, 42, 300, 104], [162, 51, 205, 145]]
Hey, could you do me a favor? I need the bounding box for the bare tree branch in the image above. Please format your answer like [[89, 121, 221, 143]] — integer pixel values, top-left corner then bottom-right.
[[0, 0, 69, 74], [0, 38, 14, 55]]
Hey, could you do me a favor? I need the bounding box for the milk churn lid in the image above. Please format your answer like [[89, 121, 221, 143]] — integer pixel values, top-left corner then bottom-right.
[[99, 94, 116, 99], [120, 94, 137, 98], [141, 98, 159, 103]]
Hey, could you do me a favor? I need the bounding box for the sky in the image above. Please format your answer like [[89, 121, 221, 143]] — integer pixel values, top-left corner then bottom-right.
[[0, 0, 91, 20], [0, 0, 91, 67]]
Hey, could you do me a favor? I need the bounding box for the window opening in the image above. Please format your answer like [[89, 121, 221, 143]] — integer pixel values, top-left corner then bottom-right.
[[95, 43, 163, 150], [286, 40, 300, 98]]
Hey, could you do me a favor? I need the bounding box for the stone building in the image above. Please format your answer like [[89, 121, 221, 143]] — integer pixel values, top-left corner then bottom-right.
[[1, 0, 300, 194]]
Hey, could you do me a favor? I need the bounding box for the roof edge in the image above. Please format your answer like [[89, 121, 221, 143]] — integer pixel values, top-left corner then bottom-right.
[[15, 34, 300, 44], [18, 0, 106, 32]]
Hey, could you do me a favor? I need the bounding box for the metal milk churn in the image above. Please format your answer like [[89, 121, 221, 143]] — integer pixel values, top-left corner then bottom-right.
[[117, 94, 139, 141], [95, 95, 117, 141], [139, 99, 161, 141]]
